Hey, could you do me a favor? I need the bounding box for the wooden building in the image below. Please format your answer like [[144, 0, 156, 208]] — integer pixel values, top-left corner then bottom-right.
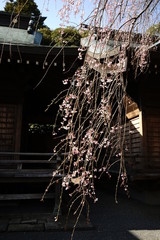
[[0, 11, 80, 204], [81, 34, 160, 198], [124, 48, 160, 192], [1, 10, 160, 204], [0, 44, 79, 155]]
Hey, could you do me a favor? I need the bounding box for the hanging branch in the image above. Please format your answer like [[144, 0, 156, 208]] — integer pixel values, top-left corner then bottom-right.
[[47, 0, 160, 227]]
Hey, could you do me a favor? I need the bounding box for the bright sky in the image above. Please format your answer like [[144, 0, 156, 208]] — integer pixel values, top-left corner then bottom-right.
[[0, 0, 94, 30]]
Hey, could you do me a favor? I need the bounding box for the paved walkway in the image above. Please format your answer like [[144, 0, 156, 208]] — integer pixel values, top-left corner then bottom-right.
[[0, 187, 160, 240]]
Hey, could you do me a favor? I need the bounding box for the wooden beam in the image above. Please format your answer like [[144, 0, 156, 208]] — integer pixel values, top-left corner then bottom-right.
[[126, 109, 139, 119]]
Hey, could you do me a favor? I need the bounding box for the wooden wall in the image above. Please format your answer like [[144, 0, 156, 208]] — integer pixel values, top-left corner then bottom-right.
[[0, 103, 22, 164], [0, 45, 80, 154], [124, 97, 144, 173], [0, 104, 22, 153], [125, 117, 142, 155], [139, 70, 160, 172], [143, 108, 160, 170]]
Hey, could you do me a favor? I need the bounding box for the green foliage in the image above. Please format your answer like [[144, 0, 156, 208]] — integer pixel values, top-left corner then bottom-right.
[[147, 23, 160, 35], [38, 27, 52, 45], [51, 27, 82, 46], [4, 0, 40, 16], [39, 27, 87, 46], [28, 123, 53, 134], [80, 29, 89, 38], [38, 26, 89, 46]]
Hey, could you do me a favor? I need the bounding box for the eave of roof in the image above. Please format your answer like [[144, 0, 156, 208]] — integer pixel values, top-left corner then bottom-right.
[[0, 43, 79, 56]]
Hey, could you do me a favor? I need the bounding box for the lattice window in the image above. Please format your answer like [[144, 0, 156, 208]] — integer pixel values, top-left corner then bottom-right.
[[0, 104, 16, 152]]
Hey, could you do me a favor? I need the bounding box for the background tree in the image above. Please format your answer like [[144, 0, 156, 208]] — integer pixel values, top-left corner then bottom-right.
[[4, 0, 40, 16], [147, 23, 160, 35], [51, 27, 82, 46], [4, 0, 46, 29], [38, 27, 52, 45], [38, 27, 87, 46]]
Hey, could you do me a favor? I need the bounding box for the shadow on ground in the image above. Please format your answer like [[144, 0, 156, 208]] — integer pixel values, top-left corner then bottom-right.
[[0, 183, 160, 240]]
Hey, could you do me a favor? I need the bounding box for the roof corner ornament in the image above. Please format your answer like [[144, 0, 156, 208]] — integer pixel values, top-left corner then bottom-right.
[[27, 14, 35, 34]]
